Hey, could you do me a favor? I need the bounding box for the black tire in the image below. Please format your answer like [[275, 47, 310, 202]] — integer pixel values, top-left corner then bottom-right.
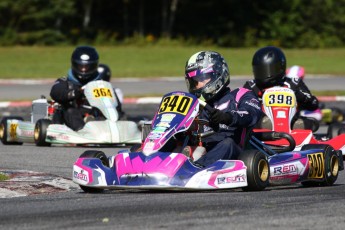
[[0, 116, 24, 145], [34, 119, 52, 146], [326, 122, 344, 139], [301, 144, 339, 186], [79, 150, 109, 193], [238, 150, 269, 191]]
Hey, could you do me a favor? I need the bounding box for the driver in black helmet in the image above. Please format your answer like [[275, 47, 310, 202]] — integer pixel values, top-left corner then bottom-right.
[[243, 46, 319, 129], [50, 46, 124, 131], [185, 51, 262, 167], [98, 63, 124, 105]]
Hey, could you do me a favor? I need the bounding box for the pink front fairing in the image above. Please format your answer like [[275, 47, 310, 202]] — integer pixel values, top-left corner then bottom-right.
[[115, 153, 187, 179]]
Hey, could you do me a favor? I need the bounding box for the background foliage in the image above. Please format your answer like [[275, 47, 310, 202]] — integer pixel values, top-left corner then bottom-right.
[[0, 0, 344, 47]]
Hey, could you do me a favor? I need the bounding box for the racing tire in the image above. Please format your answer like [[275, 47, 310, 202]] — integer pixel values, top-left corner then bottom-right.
[[301, 144, 339, 187], [238, 149, 269, 191], [79, 150, 109, 193], [34, 119, 52, 146], [326, 122, 344, 139], [0, 116, 24, 145]]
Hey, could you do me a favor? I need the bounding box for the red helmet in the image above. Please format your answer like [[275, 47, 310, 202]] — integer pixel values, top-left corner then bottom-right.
[[286, 65, 305, 80]]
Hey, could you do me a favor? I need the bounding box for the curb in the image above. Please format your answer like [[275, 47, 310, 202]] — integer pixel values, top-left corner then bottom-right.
[[0, 169, 78, 198]]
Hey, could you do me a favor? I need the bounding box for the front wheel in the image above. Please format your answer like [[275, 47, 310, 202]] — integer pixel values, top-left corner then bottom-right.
[[34, 119, 52, 146], [79, 150, 109, 193], [238, 149, 269, 191]]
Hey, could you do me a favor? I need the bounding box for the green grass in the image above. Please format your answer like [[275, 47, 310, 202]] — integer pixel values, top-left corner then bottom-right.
[[0, 172, 9, 181], [0, 46, 344, 79]]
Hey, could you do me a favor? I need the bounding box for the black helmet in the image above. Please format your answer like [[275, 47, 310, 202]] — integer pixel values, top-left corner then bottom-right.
[[71, 46, 99, 85], [252, 46, 286, 88], [98, 63, 111, 82], [185, 51, 230, 102]]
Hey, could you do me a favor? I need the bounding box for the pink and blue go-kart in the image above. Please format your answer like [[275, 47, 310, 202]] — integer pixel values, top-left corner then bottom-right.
[[72, 91, 343, 193]]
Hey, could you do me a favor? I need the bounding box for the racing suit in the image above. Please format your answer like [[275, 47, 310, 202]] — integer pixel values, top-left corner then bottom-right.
[[50, 71, 124, 131], [243, 76, 319, 130], [195, 87, 262, 167]]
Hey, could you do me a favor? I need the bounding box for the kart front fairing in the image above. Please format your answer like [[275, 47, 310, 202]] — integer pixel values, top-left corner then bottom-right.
[[73, 151, 248, 190]]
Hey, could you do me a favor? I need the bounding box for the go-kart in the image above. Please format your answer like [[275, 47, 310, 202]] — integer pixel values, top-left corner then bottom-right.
[[0, 80, 141, 146], [254, 86, 345, 158], [72, 91, 342, 193]]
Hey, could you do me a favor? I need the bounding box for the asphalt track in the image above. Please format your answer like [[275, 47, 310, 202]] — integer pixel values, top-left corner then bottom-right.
[[1, 77, 345, 230]]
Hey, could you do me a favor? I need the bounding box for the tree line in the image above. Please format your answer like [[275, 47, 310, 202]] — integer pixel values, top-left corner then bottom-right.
[[0, 0, 344, 48]]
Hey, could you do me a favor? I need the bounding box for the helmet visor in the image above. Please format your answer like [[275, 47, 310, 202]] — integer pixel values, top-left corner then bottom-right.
[[185, 72, 217, 91], [72, 61, 98, 76]]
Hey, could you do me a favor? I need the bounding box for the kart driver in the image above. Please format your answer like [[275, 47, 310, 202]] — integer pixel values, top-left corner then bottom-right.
[[243, 46, 319, 129], [185, 51, 263, 167], [50, 45, 125, 131]]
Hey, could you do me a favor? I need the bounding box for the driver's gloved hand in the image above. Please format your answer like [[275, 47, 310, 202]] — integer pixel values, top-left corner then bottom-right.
[[209, 108, 233, 125], [68, 87, 83, 100]]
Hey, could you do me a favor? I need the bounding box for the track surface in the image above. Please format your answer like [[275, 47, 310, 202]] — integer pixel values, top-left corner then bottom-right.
[[1, 78, 345, 230]]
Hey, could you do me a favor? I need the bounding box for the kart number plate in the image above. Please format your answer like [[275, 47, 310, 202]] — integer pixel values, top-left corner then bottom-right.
[[93, 88, 113, 98], [263, 91, 296, 107], [158, 95, 193, 115]]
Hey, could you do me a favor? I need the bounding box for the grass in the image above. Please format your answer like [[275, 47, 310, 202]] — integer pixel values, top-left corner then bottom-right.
[[0, 46, 344, 79], [0, 172, 9, 181]]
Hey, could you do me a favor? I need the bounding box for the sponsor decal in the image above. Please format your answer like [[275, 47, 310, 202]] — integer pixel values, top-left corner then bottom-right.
[[153, 127, 167, 133], [307, 152, 324, 179], [156, 122, 171, 127], [21, 130, 34, 136], [48, 133, 70, 141], [273, 164, 297, 176], [245, 99, 261, 110], [73, 170, 88, 182], [217, 174, 245, 184], [148, 132, 163, 139], [161, 114, 176, 122]]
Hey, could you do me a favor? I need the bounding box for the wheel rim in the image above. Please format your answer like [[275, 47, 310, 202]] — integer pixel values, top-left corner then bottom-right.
[[0, 124, 4, 139], [330, 155, 339, 177], [258, 159, 269, 182], [34, 126, 40, 141]]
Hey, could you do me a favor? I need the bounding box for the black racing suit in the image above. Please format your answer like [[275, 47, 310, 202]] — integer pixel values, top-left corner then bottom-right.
[[50, 77, 124, 131], [195, 87, 263, 167]]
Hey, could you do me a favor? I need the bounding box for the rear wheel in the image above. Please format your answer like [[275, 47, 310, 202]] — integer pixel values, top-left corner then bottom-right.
[[34, 119, 52, 146], [0, 116, 24, 145], [238, 150, 269, 191], [79, 150, 109, 193], [301, 144, 339, 186]]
